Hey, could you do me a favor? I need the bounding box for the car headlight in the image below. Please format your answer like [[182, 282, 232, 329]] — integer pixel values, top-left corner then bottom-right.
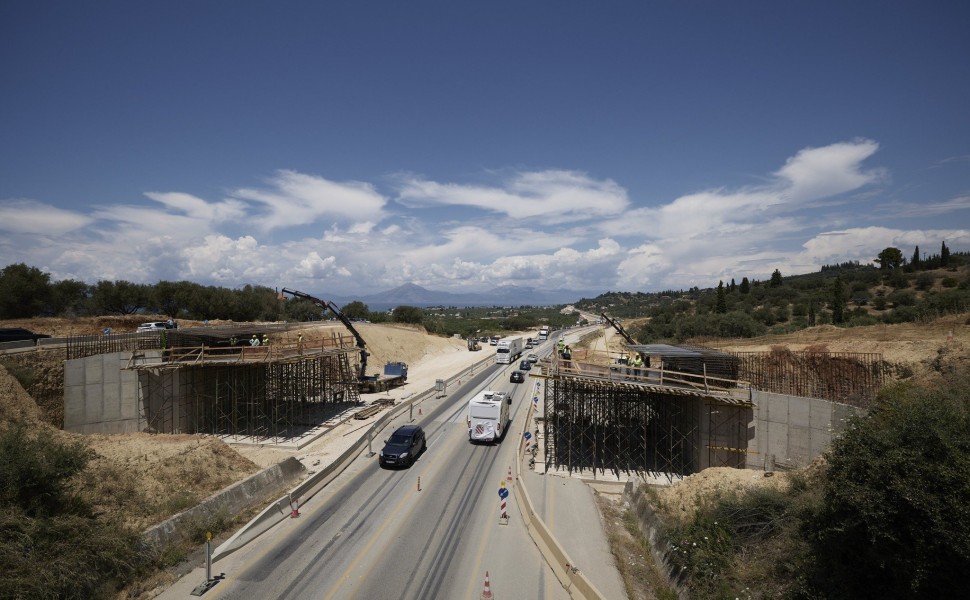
[[400, 452, 409, 458], [379, 450, 384, 457]]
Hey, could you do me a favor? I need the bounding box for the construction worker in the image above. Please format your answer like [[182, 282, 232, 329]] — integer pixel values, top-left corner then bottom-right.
[[630, 353, 643, 379], [298, 333, 304, 355], [250, 334, 260, 347], [262, 334, 270, 346]]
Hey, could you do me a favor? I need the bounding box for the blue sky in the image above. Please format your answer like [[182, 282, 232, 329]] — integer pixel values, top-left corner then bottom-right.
[[2, 1, 968, 298]]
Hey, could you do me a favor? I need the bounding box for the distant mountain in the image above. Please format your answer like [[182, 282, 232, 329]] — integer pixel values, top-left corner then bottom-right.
[[340, 283, 592, 310]]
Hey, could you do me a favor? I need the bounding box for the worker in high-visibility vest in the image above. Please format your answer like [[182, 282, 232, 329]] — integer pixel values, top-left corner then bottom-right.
[[630, 353, 643, 379]]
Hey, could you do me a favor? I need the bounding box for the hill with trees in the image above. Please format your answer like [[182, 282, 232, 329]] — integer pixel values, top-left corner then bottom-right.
[[577, 243, 969, 344]]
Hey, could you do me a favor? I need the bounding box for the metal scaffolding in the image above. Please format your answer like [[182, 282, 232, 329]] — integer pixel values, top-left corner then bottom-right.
[[538, 344, 883, 477], [124, 331, 361, 442], [540, 348, 752, 479]]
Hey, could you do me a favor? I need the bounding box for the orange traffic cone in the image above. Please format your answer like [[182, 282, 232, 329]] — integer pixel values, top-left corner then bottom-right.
[[480, 570, 493, 599]]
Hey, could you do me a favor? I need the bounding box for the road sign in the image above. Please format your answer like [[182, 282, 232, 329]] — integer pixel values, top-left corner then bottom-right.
[[499, 488, 509, 499], [524, 431, 532, 440]]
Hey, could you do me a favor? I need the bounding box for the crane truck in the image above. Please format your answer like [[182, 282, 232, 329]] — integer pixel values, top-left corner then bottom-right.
[[281, 288, 407, 393]]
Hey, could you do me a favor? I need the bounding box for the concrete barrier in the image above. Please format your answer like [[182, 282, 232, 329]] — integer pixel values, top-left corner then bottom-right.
[[513, 389, 607, 600], [213, 353, 495, 561], [143, 456, 305, 551], [624, 477, 689, 599]]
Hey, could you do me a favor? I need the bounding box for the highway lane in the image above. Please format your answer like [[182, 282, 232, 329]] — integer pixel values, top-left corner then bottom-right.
[[205, 360, 569, 600]]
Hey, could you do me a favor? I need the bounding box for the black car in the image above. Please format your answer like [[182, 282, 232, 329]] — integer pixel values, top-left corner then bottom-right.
[[510, 370, 525, 383], [519, 360, 532, 371], [379, 424, 426, 468]]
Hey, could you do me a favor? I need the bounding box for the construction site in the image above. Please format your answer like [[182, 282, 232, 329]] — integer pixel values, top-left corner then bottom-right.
[[534, 322, 884, 478], [62, 311, 884, 478], [61, 289, 424, 445], [64, 325, 365, 443]]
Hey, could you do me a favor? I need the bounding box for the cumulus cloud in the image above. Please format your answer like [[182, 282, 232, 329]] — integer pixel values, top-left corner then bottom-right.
[[292, 251, 352, 279], [0, 199, 93, 235], [395, 169, 628, 223], [232, 170, 387, 231], [774, 139, 886, 203]]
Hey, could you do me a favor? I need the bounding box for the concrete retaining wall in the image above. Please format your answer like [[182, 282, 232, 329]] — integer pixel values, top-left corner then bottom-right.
[[746, 390, 860, 471], [64, 352, 145, 434]]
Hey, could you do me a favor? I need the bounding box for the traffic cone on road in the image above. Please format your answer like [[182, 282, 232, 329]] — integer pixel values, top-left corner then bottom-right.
[[480, 570, 493, 599]]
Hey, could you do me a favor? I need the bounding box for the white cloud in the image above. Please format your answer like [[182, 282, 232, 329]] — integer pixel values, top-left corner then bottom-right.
[[143, 192, 248, 222], [0, 199, 93, 235], [232, 170, 386, 231], [798, 227, 970, 266], [773, 139, 886, 203], [2, 141, 964, 297], [292, 251, 352, 279], [396, 169, 628, 223]]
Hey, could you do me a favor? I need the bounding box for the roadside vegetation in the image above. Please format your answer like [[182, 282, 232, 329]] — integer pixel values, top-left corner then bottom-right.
[[0, 422, 150, 599], [644, 364, 970, 599]]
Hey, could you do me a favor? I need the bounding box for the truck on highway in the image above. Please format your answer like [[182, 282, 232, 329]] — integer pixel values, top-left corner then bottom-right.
[[358, 361, 409, 393], [495, 336, 523, 364], [538, 326, 550, 341], [467, 390, 511, 443]]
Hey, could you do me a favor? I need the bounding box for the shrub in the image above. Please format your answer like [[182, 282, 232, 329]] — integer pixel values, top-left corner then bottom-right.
[[800, 370, 970, 598]]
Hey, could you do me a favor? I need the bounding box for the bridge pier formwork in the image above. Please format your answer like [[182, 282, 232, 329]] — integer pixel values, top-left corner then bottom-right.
[[136, 351, 360, 442], [544, 378, 697, 478]]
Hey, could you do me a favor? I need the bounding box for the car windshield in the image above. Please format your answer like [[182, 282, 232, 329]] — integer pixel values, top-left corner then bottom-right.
[[388, 433, 411, 445]]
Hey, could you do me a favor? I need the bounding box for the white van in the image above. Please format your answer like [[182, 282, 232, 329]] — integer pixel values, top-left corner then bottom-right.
[[467, 390, 511, 443]]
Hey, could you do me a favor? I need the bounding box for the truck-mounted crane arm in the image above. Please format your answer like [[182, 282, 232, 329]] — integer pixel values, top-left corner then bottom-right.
[[281, 288, 368, 380]]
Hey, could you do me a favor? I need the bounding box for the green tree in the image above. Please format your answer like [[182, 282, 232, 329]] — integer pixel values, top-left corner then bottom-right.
[[911, 245, 921, 269], [49, 279, 92, 316], [739, 277, 750, 294], [769, 269, 783, 287], [341, 301, 370, 320], [941, 240, 951, 266], [715, 281, 727, 314], [91, 280, 150, 315], [392, 305, 424, 325], [0, 263, 51, 318], [830, 275, 847, 324], [876, 247, 904, 270], [803, 370, 970, 598]]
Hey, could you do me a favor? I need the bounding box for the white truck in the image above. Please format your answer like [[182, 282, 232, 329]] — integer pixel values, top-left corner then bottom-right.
[[495, 336, 524, 364], [538, 326, 550, 341], [467, 390, 511, 443]]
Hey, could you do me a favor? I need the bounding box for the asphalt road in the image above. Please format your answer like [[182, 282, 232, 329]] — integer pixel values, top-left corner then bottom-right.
[[178, 363, 570, 600]]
